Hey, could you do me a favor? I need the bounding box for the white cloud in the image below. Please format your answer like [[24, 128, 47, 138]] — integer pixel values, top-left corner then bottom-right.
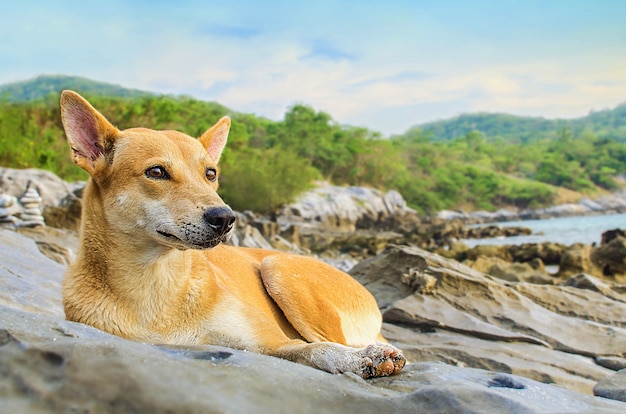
[[1, 1, 625, 135]]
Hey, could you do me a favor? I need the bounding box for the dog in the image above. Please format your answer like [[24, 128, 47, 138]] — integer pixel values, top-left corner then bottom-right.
[[60, 90, 406, 379]]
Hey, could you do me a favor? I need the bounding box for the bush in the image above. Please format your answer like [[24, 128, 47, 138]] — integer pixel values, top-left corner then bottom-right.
[[219, 148, 320, 213], [2, 91, 623, 215]]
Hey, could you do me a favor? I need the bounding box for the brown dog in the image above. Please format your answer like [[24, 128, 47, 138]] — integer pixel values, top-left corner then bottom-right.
[[60, 90, 405, 378]]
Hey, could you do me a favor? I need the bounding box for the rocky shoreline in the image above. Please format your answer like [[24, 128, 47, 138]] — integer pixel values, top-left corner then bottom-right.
[[436, 187, 626, 223], [1, 167, 626, 412]]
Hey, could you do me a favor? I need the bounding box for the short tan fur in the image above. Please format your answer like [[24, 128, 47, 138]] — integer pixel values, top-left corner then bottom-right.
[[60, 91, 405, 378]]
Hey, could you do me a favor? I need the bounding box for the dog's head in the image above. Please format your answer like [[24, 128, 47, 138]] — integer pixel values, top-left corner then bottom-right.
[[60, 90, 236, 250]]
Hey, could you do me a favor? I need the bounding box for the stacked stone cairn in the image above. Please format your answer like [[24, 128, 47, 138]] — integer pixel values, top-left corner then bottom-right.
[[17, 187, 45, 227], [0, 194, 20, 226]]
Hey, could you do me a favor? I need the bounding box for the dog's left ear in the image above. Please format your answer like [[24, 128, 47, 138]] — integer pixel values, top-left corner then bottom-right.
[[199, 117, 230, 163]]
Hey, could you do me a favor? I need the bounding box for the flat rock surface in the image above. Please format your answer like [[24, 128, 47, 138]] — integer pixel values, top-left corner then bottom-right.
[[3, 307, 625, 414], [2, 229, 626, 412], [350, 245, 626, 394]]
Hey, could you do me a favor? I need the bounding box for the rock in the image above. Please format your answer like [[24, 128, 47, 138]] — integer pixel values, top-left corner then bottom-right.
[[520, 203, 590, 220], [543, 203, 590, 216], [16, 226, 79, 265], [562, 273, 626, 301], [436, 209, 520, 223], [289, 224, 338, 252], [0, 229, 65, 316], [596, 357, 626, 371], [3, 230, 625, 412], [464, 256, 552, 284], [286, 224, 404, 255], [436, 210, 467, 221], [401, 268, 437, 293], [249, 218, 280, 238], [0, 167, 81, 209], [463, 225, 532, 239], [316, 253, 360, 273], [384, 294, 551, 346], [508, 242, 566, 265], [2, 309, 624, 414], [435, 190, 626, 224], [434, 240, 469, 260], [377, 363, 625, 413], [275, 182, 416, 232], [383, 323, 612, 396], [554, 238, 626, 282], [350, 245, 626, 394], [431, 218, 466, 240], [464, 256, 520, 281], [592, 236, 626, 282], [383, 210, 423, 236], [528, 257, 546, 272], [557, 244, 600, 278], [0, 193, 17, 208], [0, 194, 20, 224], [348, 247, 420, 309], [464, 244, 513, 262], [514, 282, 626, 328], [42, 195, 82, 231], [17, 187, 45, 228], [602, 229, 626, 245], [594, 370, 626, 402], [502, 226, 532, 237], [463, 255, 505, 273], [236, 225, 274, 250], [268, 234, 307, 254], [594, 189, 626, 212]]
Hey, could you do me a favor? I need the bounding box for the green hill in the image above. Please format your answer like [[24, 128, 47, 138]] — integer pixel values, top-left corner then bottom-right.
[[0, 75, 153, 102], [0, 74, 625, 214], [411, 104, 626, 143]]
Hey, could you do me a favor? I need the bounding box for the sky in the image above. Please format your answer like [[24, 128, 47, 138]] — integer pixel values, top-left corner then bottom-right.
[[1, 0, 625, 135]]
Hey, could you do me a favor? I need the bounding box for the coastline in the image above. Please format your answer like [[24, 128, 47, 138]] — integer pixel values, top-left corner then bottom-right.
[[461, 212, 626, 248], [436, 188, 626, 224]]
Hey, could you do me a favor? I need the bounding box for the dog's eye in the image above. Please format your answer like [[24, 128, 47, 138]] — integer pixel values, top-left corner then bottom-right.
[[205, 168, 218, 182], [146, 166, 169, 179]]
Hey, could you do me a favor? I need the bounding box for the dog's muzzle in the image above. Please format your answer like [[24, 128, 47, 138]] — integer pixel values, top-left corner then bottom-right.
[[162, 206, 236, 250]]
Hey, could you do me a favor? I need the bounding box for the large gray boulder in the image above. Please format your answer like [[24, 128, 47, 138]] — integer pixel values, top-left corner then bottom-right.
[[2, 229, 626, 412], [275, 182, 414, 231], [0, 167, 82, 209], [350, 245, 626, 394], [4, 306, 625, 414]]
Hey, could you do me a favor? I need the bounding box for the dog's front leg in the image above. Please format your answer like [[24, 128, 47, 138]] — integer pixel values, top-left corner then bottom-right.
[[273, 341, 406, 379]]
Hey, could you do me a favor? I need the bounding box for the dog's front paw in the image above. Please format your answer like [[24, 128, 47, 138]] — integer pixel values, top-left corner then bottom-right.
[[357, 344, 406, 379]]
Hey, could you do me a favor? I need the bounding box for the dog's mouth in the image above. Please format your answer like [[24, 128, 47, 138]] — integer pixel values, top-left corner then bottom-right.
[[157, 230, 181, 241], [156, 229, 229, 250], [157, 230, 189, 248]]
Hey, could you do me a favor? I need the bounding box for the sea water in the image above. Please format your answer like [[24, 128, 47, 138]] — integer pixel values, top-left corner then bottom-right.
[[462, 213, 626, 247]]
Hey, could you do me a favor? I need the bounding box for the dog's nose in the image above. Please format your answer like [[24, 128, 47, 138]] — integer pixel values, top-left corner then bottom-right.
[[203, 207, 236, 235]]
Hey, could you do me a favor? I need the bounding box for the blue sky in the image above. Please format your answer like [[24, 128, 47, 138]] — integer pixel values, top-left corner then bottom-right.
[[1, 0, 625, 135]]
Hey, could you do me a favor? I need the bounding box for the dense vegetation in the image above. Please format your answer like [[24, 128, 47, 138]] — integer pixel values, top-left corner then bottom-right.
[[0, 75, 152, 102], [1, 76, 625, 214], [416, 104, 626, 144]]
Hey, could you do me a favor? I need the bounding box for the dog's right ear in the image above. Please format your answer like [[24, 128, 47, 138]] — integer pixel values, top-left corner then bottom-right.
[[199, 117, 230, 164], [60, 90, 119, 175]]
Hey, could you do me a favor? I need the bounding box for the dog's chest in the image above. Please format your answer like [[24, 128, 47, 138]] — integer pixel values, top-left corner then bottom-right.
[[199, 297, 261, 349]]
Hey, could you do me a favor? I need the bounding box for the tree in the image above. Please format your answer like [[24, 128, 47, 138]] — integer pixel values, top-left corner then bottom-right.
[[219, 148, 319, 213]]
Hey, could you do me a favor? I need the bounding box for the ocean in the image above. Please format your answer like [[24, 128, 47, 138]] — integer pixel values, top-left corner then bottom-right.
[[462, 212, 626, 247]]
